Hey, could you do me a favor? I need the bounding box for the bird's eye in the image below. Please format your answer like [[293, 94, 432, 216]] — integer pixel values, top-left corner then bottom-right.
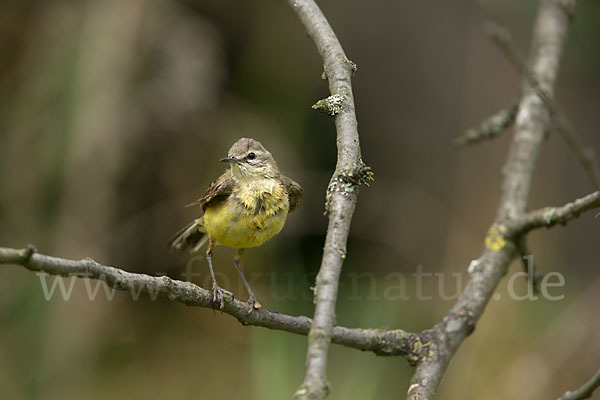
[[247, 152, 256, 160]]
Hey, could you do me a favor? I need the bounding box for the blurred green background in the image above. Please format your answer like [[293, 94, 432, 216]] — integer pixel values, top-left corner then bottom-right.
[[1, 0, 599, 399]]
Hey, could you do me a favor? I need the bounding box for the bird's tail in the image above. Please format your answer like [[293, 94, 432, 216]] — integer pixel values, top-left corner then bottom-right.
[[168, 218, 209, 253]]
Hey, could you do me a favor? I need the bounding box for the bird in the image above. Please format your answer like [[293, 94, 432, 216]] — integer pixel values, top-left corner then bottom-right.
[[169, 138, 303, 310]]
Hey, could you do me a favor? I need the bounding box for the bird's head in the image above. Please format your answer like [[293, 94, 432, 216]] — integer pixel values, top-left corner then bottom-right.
[[220, 138, 280, 180]]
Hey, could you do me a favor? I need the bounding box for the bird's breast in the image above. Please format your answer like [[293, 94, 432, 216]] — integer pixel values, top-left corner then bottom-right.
[[203, 179, 290, 248]]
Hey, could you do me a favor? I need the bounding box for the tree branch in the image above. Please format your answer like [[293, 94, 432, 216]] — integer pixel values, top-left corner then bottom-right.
[[558, 368, 600, 400], [486, 21, 600, 190], [509, 191, 600, 235], [408, 1, 576, 398], [516, 238, 544, 293], [511, 191, 600, 292], [285, 1, 368, 398], [454, 102, 518, 146], [0, 246, 422, 357]]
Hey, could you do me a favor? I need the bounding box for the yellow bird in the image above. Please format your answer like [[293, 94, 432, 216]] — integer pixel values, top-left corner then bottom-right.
[[169, 138, 303, 309]]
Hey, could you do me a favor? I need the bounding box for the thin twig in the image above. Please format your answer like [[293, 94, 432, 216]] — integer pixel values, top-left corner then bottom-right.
[[285, 1, 367, 398], [516, 238, 543, 293], [558, 369, 600, 400], [0, 246, 419, 356], [509, 191, 600, 234], [408, 1, 577, 398], [455, 102, 518, 146], [486, 22, 600, 190]]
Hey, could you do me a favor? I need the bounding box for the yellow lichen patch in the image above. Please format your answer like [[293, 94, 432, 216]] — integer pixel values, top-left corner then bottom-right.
[[485, 224, 507, 251], [408, 337, 434, 363], [413, 340, 422, 352], [419, 340, 434, 360]]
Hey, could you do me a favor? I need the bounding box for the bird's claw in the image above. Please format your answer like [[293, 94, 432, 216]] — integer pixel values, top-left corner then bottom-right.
[[212, 284, 233, 310]]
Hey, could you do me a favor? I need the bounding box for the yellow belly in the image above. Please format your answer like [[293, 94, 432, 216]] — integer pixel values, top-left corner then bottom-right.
[[203, 197, 289, 249]]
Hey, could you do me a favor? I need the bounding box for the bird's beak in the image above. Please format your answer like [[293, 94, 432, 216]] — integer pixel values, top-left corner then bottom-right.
[[220, 156, 241, 164]]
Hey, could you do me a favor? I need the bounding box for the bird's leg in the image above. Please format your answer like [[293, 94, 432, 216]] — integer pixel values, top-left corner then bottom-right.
[[206, 240, 231, 310], [233, 249, 261, 310]]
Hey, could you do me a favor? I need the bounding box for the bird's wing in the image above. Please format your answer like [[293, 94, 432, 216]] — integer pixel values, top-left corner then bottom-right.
[[186, 170, 235, 210], [281, 175, 303, 213]]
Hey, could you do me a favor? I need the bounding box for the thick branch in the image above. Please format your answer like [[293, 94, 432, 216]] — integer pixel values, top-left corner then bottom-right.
[[558, 369, 600, 400], [0, 246, 419, 356], [285, 1, 366, 399], [408, 1, 576, 398]]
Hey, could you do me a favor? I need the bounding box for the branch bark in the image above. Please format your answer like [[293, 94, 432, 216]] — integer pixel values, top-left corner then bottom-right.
[[407, 1, 577, 398], [454, 102, 518, 146], [558, 368, 600, 400], [509, 190, 600, 235], [284, 1, 367, 398], [0, 246, 421, 357], [486, 21, 600, 191]]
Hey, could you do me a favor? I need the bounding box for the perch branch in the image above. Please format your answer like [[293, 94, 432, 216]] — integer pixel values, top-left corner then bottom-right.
[[285, 0, 367, 398], [0, 246, 420, 357], [558, 368, 600, 400], [408, 1, 576, 398]]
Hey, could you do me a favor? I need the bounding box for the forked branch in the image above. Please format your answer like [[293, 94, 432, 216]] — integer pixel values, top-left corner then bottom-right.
[[408, 1, 579, 398]]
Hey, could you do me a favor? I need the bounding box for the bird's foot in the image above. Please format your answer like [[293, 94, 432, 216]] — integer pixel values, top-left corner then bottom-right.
[[247, 295, 262, 310], [212, 283, 233, 310]]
